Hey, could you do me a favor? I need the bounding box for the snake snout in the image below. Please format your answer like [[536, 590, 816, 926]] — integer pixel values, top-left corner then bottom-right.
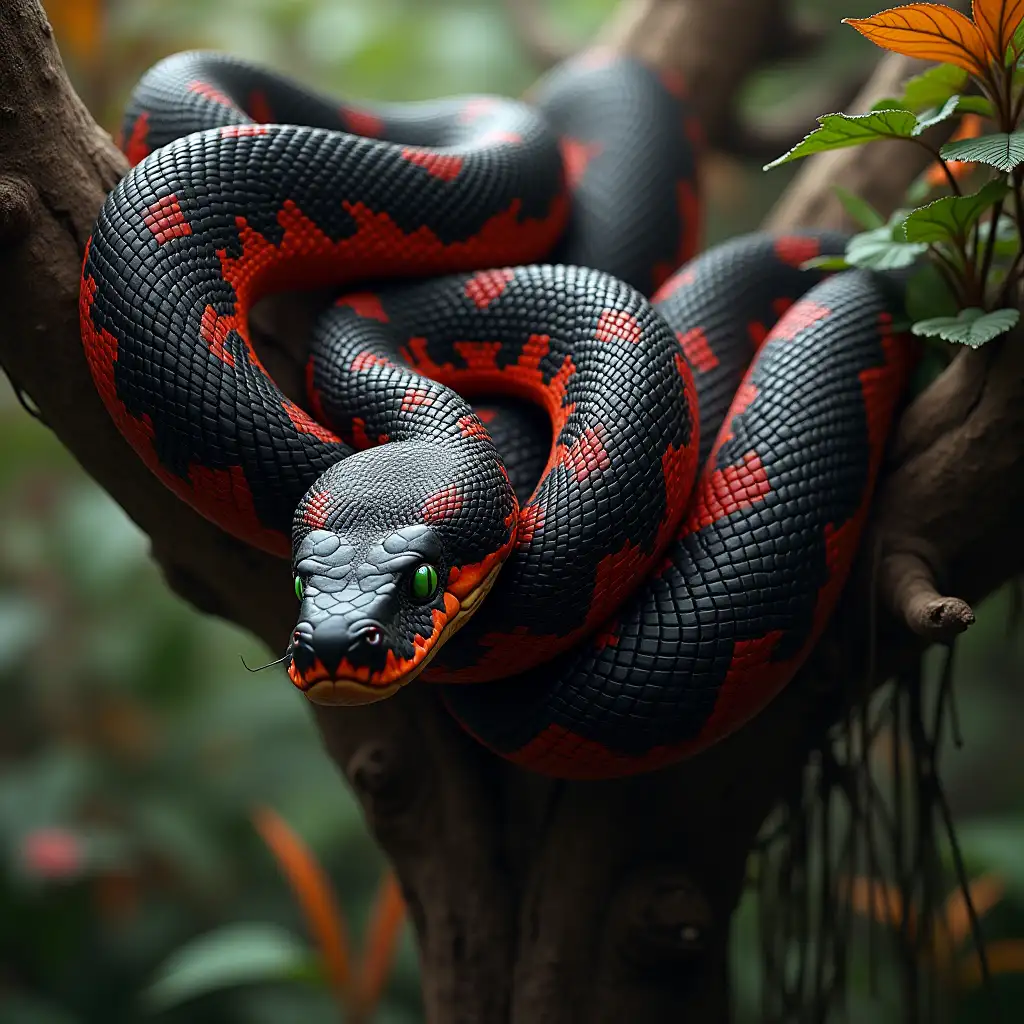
[[306, 619, 387, 677]]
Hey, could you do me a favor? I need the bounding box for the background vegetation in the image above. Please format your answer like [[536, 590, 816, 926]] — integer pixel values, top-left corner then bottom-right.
[[1, 1, 1022, 1021]]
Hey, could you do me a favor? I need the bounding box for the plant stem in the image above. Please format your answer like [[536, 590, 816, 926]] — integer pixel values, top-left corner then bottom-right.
[[977, 197, 1004, 305], [909, 138, 961, 196]]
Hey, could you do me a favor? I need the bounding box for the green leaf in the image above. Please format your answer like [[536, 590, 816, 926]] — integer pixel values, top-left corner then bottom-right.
[[902, 180, 1010, 244], [142, 923, 316, 1012], [800, 254, 851, 271], [955, 95, 996, 118], [941, 131, 1024, 171], [832, 186, 885, 229], [898, 63, 968, 112], [912, 95, 961, 135], [911, 307, 1020, 347], [763, 110, 920, 170], [845, 227, 927, 271]]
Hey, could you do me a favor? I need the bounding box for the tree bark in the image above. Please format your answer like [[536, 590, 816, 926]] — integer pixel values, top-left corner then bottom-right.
[[1, 1, 1020, 1022]]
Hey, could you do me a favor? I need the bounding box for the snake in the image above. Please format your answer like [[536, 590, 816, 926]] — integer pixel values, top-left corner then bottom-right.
[[80, 49, 917, 779]]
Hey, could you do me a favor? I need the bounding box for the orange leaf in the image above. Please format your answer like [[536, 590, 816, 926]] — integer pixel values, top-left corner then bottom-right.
[[844, 876, 915, 934], [844, 4, 989, 75], [973, 0, 1024, 60], [959, 939, 1024, 987], [942, 873, 1006, 947], [355, 870, 407, 1014], [251, 806, 352, 1003]]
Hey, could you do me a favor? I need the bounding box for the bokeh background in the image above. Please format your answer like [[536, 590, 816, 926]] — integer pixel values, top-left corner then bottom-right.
[[1, 1, 1023, 1021]]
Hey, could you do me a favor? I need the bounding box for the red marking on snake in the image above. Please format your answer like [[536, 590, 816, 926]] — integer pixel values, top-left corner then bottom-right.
[[143, 195, 192, 245], [343, 108, 384, 137], [436, 441, 694, 684], [124, 112, 150, 166], [187, 80, 235, 107], [453, 340, 503, 370], [676, 327, 718, 372], [82, 256, 291, 557], [773, 236, 820, 268], [560, 137, 602, 189], [302, 490, 332, 530], [593, 624, 620, 650], [659, 68, 687, 97], [464, 268, 515, 308], [748, 321, 768, 346], [476, 408, 496, 424], [401, 333, 575, 439], [459, 97, 499, 122], [421, 484, 463, 524], [516, 502, 545, 547], [559, 426, 611, 483], [685, 115, 705, 148], [480, 129, 523, 146], [199, 307, 236, 368], [697, 319, 918, 751], [221, 124, 269, 138], [678, 180, 701, 264], [401, 148, 464, 181], [247, 89, 273, 122], [594, 310, 643, 345], [653, 266, 696, 301], [772, 297, 794, 318], [338, 292, 389, 321], [686, 451, 771, 532], [349, 416, 388, 450], [216, 196, 566, 312], [771, 302, 831, 341], [457, 414, 489, 440], [401, 387, 434, 412], [283, 400, 336, 443], [351, 351, 391, 372]]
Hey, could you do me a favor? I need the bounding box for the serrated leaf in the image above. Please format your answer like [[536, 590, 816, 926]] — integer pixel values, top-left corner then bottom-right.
[[845, 226, 928, 271], [942, 131, 1024, 171], [911, 306, 1019, 347], [843, 7, 987, 76], [898, 63, 969, 111], [902, 179, 1010, 243], [833, 185, 886, 229], [764, 110, 920, 170], [801, 255, 851, 271], [142, 923, 316, 1011]]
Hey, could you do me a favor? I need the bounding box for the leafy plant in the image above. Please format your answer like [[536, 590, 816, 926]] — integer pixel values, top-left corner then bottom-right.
[[767, 0, 1024, 349], [143, 806, 407, 1021]]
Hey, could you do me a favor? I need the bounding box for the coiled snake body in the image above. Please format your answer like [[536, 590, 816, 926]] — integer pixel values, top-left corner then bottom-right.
[[80, 50, 915, 778]]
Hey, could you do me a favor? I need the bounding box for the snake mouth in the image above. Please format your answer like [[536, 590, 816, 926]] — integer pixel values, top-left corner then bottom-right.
[[291, 560, 504, 707]]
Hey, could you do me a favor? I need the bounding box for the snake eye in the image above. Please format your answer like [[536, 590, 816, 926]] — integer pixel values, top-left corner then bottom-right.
[[410, 563, 440, 602], [294, 576, 304, 601]]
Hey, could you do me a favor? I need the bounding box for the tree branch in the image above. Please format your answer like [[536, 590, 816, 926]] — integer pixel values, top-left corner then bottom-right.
[[2, 1, 1020, 1022]]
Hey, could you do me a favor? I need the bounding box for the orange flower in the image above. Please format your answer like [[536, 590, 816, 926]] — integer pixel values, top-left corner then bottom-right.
[[845, 2, 1024, 76]]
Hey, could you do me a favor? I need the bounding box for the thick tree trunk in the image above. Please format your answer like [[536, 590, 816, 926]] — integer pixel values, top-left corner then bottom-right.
[[1, 0, 1020, 1021]]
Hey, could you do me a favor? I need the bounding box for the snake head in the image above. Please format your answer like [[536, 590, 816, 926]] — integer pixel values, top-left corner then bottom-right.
[[286, 442, 516, 705]]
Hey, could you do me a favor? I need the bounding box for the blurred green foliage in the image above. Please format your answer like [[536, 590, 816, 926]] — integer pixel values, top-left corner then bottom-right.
[[2, 0, 1023, 1021]]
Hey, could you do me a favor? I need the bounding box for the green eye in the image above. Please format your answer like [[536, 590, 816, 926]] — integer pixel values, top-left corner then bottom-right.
[[294, 576, 304, 601], [411, 563, 440, 601]]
